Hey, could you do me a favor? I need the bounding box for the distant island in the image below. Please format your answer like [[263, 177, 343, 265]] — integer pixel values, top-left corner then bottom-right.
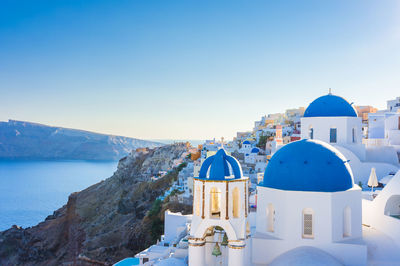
[[0, 120, 163, 160]]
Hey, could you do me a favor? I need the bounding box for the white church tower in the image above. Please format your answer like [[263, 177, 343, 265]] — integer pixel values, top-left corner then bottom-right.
[[189, 149, 250, 266]]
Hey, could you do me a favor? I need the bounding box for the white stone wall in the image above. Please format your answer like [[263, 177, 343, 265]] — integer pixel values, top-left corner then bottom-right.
[[301, 116, 366, 160], [253, 186, 366, 265], [301, 117, 363, 145], [386, 113, 400, 145], [164, 211, 191, 244]]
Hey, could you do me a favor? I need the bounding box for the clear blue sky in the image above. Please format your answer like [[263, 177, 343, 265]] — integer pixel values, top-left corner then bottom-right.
[[1, 0, 399, 140]]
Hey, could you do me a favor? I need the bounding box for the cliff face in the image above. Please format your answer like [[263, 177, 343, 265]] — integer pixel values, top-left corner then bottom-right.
[[0, 143, 192, 265], [0, 120, 163, 160]]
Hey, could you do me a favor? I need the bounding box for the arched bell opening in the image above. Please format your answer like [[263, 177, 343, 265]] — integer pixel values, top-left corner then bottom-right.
[[201, 226, 231, 264]]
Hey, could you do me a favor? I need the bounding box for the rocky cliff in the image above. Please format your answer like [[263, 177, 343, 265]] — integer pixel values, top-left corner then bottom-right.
[[0, 120, 163, 160], [0, 143, 193, 265]]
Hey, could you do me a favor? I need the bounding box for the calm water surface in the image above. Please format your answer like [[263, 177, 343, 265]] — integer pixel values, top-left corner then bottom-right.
[[0, 160, 118, 231]]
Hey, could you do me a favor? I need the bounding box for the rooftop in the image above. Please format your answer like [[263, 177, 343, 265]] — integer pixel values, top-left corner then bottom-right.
[[304, 94, 358, 118], [261, 139, 354, 192]]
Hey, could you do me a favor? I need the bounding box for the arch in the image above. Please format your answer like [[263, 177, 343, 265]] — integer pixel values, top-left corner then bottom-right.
[[199, 156, 214, 178], [210, 187, 221, 218], [225, 155, 243, 179], [384, 195, 400, 218], [232, 187, 240, 218], [266, 203, 275, 232], [302, 208, 314, 239], [343, 206, 351, 237], [194, 221, 238, 240], [195, 185, 201, 216]]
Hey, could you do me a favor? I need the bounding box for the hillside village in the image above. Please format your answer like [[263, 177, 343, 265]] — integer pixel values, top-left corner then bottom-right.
[[117, 94, 400, 266], [1, 93, 399, 266]]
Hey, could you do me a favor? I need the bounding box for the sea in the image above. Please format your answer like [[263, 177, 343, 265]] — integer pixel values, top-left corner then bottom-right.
[[0, 159, 118, 231]]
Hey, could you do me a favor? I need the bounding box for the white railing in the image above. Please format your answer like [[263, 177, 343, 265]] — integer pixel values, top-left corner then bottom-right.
[[362, 138, 388, 147]]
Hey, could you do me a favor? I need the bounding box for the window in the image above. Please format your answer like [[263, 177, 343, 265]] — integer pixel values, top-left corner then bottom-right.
[[330, 128, 337, 143], [210, 187, 221, 218], [352, 128, 356, 143], [302, 208, 314, 239], [267, 203, 275, 232], [309, 127, 314, 139], [343, 206, 351, 237], [195, 186, 201, 216], [398, 117, 400, 130], [232, 187, 240, 218]]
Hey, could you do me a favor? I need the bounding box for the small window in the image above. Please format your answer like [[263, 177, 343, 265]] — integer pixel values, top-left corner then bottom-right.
[[302, 208, 314, 239], [195, 186, 201, 216], [398, 117, 400, 130], [343, 206, 351, 237], [267, 203, 275, 232], [210, 187, 221, 218], [232, 187, 240, 218], [352, 128, 356, 143], [330, 128, 337, 143], [309, 127, 314, 139]]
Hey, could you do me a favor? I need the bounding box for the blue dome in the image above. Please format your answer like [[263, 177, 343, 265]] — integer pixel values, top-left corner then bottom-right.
[[304, 94, 358, 117], [199, 149, 242, 180], [261, 139, 354, 192], [251, 147, 260, 153], [243, 140, 251, 145]]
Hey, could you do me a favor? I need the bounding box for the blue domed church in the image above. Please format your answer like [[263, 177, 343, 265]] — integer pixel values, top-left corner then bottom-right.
[[300, 93, 399, 185], [253, 139, 366, 265], [300, 93, 366, 161]]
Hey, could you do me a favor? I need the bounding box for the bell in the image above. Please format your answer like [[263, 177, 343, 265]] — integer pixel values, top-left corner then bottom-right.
[[221, 233, 228, 247], [212, 243, 222, 257]]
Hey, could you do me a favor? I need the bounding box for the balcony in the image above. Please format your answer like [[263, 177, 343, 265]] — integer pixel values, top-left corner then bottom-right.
[[363, 138, 388, 147]]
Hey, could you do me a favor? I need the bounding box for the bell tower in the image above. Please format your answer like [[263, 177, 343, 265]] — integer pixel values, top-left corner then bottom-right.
[[189, 149, 250, 266]]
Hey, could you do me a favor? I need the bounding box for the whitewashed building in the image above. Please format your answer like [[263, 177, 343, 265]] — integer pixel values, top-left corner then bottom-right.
[[239, 140, 252, 155], [253, 140, 366, 265], [300, 93, 399, 184], [387, 96, 400, 113]]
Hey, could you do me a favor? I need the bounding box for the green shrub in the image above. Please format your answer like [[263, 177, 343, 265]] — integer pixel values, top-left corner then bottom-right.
[[148, 199, 162, 217]]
